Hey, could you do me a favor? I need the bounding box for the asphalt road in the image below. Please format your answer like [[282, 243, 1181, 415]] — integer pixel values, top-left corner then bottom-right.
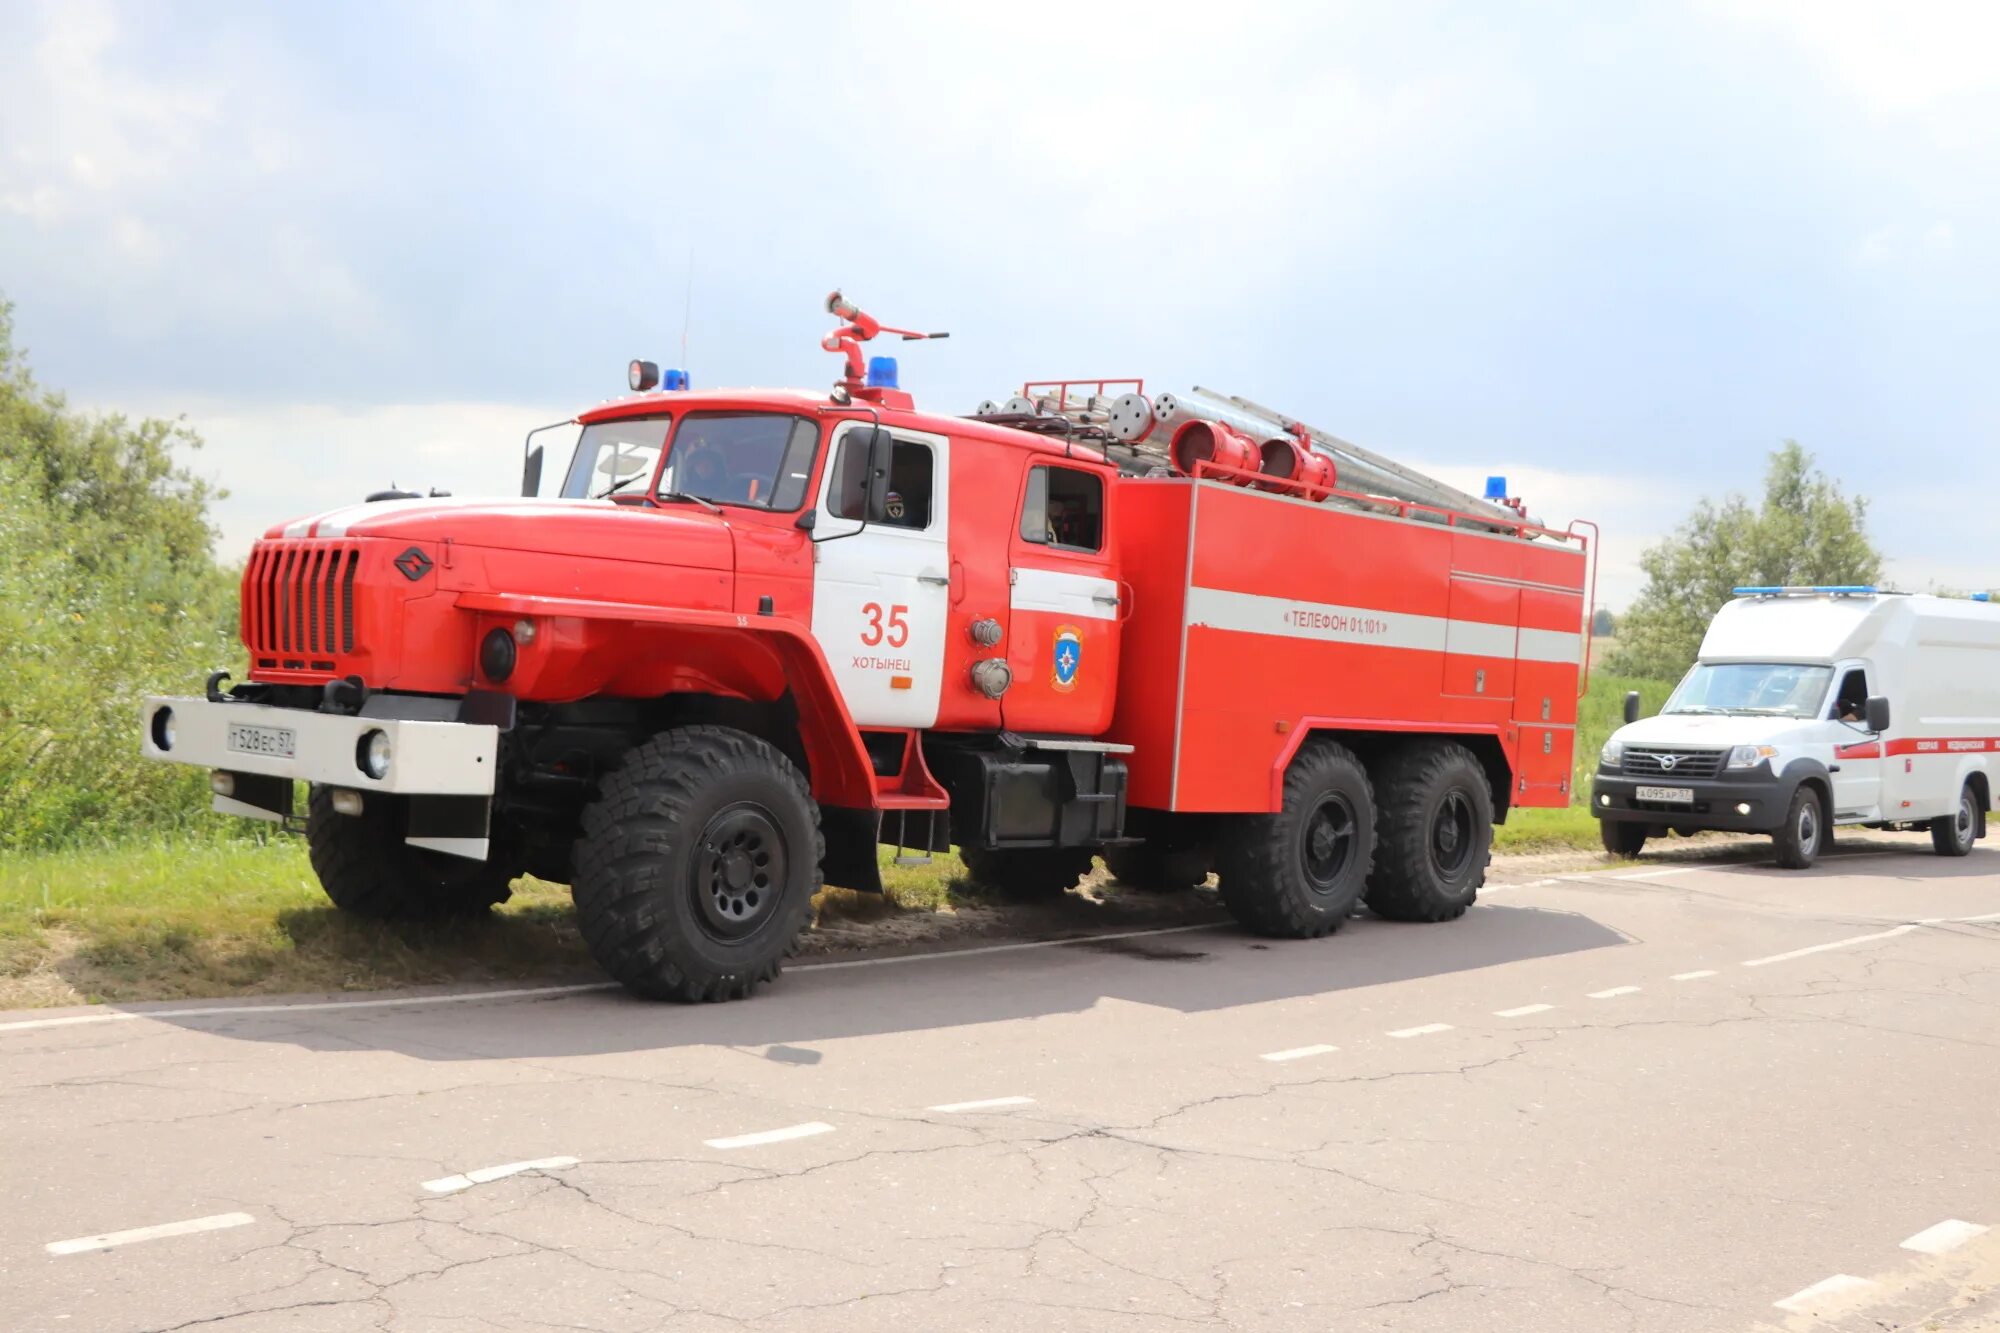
[[4, 839, 1998, 1332]]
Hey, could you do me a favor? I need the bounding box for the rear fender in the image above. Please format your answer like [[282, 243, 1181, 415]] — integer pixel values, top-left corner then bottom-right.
[[1273, 719, 1514, 818]]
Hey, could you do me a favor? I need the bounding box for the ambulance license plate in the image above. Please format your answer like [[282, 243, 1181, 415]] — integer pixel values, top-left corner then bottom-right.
[[1635, 785, 1693, 804], [227, 722, 296, 759]]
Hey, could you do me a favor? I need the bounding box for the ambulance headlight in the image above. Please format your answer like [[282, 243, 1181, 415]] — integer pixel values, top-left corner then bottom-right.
[[1599, 738, 1623, 768], [1726, 745, 1777, 770]]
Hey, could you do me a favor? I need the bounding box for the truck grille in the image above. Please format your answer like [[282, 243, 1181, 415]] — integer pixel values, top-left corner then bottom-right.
[[244, 542, 362, 660], [1621, 748, 1726, 779]]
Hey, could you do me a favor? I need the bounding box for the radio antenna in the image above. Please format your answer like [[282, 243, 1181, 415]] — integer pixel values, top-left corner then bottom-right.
[[679, 247, 694, 368]]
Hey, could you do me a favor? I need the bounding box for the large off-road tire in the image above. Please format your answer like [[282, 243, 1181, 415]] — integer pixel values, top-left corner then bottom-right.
[[305, 786, 517, 918], [1364, 742, 1494, 923], [959, 846, 1097, 900], [571, 726, 822, 1002], [1103, 843, 1210, 892], [1600, 820, 1649, 859], [1771, 785, 1825, 870], [1216, 740, 1376, 937], [1931, 783, 1980, 858]]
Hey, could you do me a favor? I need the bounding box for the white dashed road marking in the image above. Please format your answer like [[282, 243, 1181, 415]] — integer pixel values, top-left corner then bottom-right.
[[1901, 1219, 1989, 1255], [1588, 986, 1641, 999], [1743, 925, 1916, 968], [1671, 970, 1717, 981], [705, 1122, 835, 1150], [927, 1096, 1035, 1112], [1494, 1004, 1555, 1018], [47, 1211, 255, 1256], [1773, 1274, 1877, 1312], [1388, 1023, 1454, 1038], [422, 1156, 580, 1194], [1259, 1045, 1338, 1063]]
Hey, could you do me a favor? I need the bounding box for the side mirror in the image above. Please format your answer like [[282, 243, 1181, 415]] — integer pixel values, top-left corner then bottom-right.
[[521, 444, 544, 498], [1864, 695, 1891, 734], [1623, 690, 1641, 725], [858, 426, 894, 523]]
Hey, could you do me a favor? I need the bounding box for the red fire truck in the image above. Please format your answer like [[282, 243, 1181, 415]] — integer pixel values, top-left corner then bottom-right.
[[141, 294, 1596, 1001]]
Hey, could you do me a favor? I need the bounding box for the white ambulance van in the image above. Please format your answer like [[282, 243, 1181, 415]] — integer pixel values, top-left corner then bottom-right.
[[1592, 587, 2000, 868]]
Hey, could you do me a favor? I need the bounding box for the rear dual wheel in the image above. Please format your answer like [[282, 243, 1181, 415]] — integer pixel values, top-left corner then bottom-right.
[[1364, 743, 1494, 923], [1216, 741, 1376, 937]]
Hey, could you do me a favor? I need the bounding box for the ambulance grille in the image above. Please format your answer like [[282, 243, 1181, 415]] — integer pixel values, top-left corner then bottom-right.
[[1621, 748, 1726, 779]]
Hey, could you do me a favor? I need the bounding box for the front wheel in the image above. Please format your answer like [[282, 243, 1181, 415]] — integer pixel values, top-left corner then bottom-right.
[[305, 787, 516, 918], [571, 726, 822, 1002], [1931, 784, 1980, 857], [1771, 786, 1825, 870], [1216, 740, 1376, 937], [1600, 820, 1649, 859]]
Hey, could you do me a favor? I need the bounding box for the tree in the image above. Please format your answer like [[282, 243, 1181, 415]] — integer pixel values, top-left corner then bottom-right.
[[1606, 442, 1881, 681], [0, 297, 239, 849], [1590, 607, 1616, 638]]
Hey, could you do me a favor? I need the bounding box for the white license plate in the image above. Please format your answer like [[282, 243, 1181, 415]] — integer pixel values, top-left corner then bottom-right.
[[1635, 785, 1694, 804], [227, 722, 296, 759]]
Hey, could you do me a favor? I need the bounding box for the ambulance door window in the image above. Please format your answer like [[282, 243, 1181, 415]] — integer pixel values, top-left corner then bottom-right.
[[1829, 669, 1868, 723], [1020, 466, 1103, 551]]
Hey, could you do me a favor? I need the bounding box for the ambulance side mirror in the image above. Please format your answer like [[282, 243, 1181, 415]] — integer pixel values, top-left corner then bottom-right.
[[1864, 696, 1891, 734], [857, 426, 895, 524], [1623, 691, 1641, 725]]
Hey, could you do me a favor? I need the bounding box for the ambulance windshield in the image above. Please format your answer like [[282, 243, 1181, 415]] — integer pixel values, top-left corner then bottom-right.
[[1664, 663, 1832, 718]]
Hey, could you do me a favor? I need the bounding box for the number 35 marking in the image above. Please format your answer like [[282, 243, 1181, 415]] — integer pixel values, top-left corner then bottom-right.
[[861, 602, 909, 648]]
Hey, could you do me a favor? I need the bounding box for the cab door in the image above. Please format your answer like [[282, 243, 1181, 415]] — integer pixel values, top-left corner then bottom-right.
[[1827, 663, 1883, 818], [1003, 462, 1121, 735], [810, 422, 951, 728]]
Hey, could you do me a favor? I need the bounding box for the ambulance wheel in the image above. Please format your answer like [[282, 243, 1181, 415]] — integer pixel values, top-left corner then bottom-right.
[[306, 786, 517, 918], [1931, 783, 1980, 857], [1103, 843, 1210, 892], [571, 726, 821, 1002], [958, 846, 1096, 900], [1217, 740, 1376, 937], [1771, 785, 1825, 870], [1365, 742, 1494, 923], [1600, 821, 1649, 859]]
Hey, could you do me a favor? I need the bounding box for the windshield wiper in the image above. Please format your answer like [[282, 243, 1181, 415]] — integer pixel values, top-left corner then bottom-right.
[[656, 489, 723, 514], [1665, 705, 1724, 715], [593, 474, 644, 501]]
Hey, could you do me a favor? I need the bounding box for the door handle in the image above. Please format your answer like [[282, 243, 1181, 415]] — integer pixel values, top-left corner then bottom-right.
[[1092, 593, 1121, 606], [917, 574, 950, 586]]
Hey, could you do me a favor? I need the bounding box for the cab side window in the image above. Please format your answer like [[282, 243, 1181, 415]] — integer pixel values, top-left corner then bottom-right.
[[1020, 466, 1104, 552], [1831, 669, 1868, 722], [829, 433, 934, 528]]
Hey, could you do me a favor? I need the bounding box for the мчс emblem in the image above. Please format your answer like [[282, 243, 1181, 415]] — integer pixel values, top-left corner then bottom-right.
[[1051, 625, 1083, 692], [394, 546, 434, 581]]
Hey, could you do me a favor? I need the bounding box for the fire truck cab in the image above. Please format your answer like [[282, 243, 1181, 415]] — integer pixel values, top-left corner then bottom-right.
[[141, 294, 1595, 1002]]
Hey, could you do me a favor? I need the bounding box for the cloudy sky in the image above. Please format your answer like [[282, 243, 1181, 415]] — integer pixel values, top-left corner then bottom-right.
[[4, 0, 1996, 606]]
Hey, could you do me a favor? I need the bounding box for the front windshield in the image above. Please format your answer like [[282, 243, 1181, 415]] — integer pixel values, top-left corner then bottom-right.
[[562, 416, 670, 500], [560, 412, 820, 509], [1663, 662, 1832, 718]]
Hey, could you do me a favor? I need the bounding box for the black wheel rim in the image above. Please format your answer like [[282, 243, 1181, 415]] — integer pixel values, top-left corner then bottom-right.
[[692, 802, 788, 942], [1431, 788, 1477, 878], [1299, 793, 1358, 894]]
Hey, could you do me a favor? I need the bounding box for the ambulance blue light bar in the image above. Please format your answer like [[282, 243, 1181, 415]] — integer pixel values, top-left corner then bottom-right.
[[1733, 585, 1879, 597]]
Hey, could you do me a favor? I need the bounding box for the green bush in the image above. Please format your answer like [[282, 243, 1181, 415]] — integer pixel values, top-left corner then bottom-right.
[[0, 300, 240, 852]]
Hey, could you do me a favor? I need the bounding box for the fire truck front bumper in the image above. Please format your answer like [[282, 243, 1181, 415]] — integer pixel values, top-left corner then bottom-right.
[[140, 696, 500, 859]]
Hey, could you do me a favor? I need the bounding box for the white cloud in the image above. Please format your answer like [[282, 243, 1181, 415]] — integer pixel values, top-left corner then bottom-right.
[[1713, 0, 2000, 124]]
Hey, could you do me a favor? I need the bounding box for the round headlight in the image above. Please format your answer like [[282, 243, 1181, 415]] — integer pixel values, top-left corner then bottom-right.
[[357, 729, 392, 780], [151, 706, 176, 752], [480, 627, 517, 682]]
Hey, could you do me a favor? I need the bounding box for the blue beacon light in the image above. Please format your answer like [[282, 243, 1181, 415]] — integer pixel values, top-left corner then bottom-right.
[[866, 356, 899, 389], [1484, 476, 1508, 501], [662, 368, 690, 391]]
